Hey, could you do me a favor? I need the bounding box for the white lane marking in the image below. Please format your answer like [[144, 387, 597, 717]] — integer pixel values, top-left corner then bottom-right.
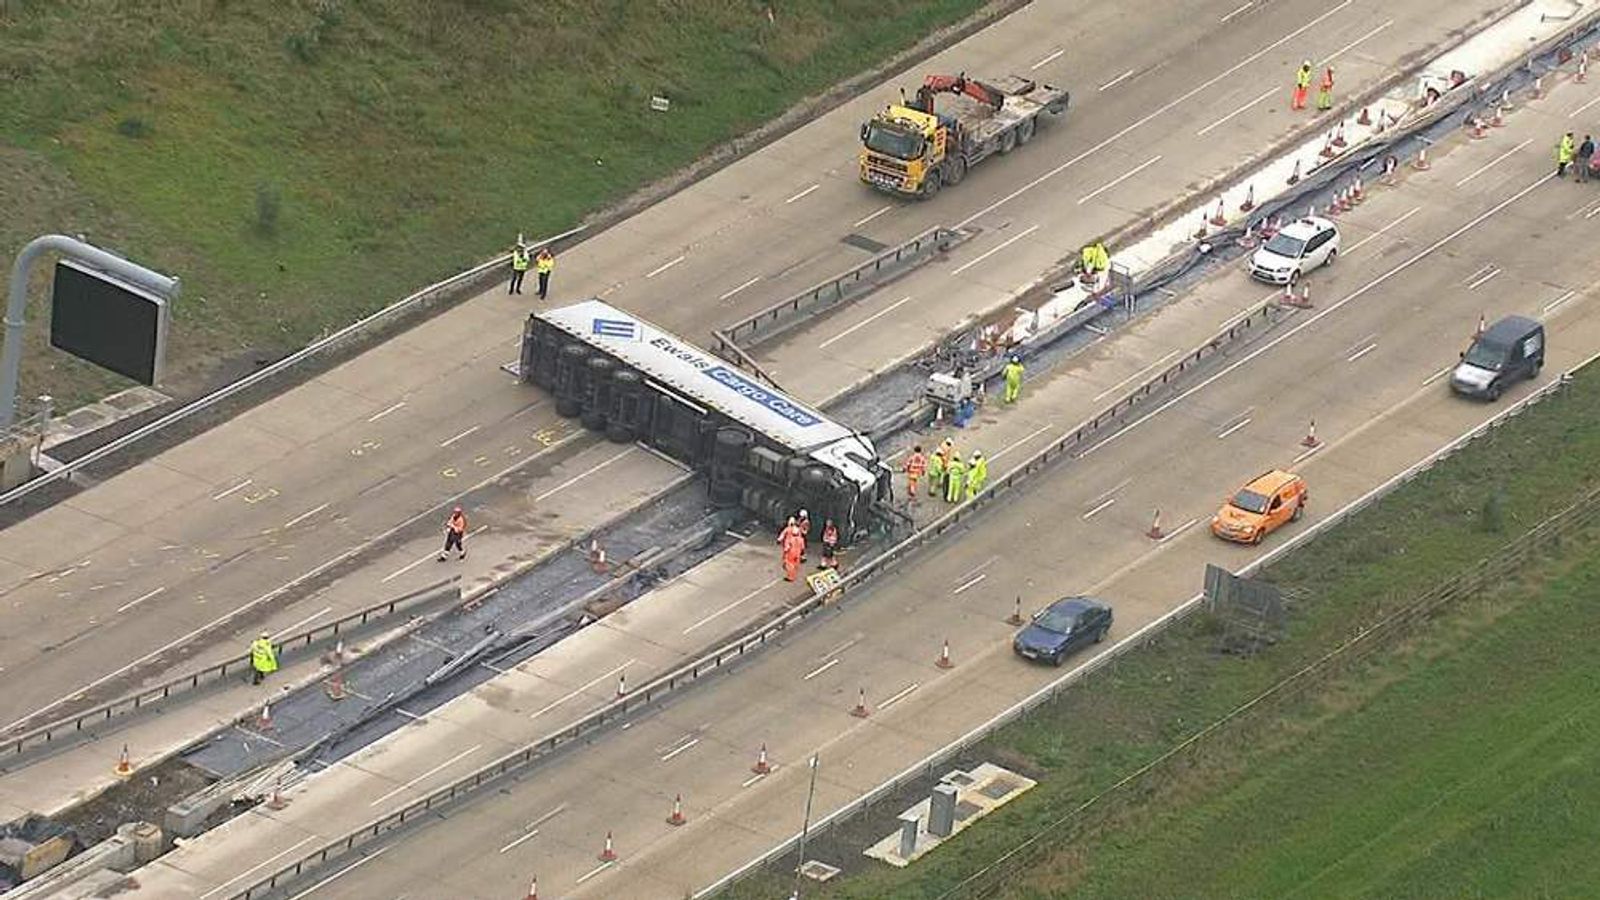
[[368, 744, 482, 807], [683, 578, 783, 634], [1158, 517, 1201, 544], [380, 555, 431, 584], [1571, 93, 1600, 117], [283, 503, 330, 529], [954, 556, 999, 583], [273, 607, 332, 641], [879, 682, 921, 710], [645, 255, 687, 278], [497, 828, 540, 854], [117, 586, 165, 614], [951, 225, 1041, 276], [1220, 0, 1252, 22], [786, 184, 821, 204], [1422, 365, 1453, 387], [1081, 173, 1555, 458], [1092, 350, 1181, 402], [660, 737, 701, 762], [1293, 443, 1323, 464], [367, 401, 406, 422], [1089, 477, 1133, 506], [532, 447, 637, 502], [1196, 87, 1276, 137], [283, 846, 392, 900], [818, 295, 916, 349], [1347, 342, 1378, 362], [1543, 289, 1578, 315], [1467, 268, 1502, 291], [853, 205, 893, 228], [742, 772, 769, 787], [1034, 49, 1067, 71], [576, 860, 615, 885], [803, 658, 841, 681], [718, 276, 762, 301], [1319, 19, 1392, 65], [1078, 156, 1162, 205], [199, 835, 317, 898], [1454, 139, 1533, 187], [952, 573, 987, 595], [439, 425, 480, 447], [990, 424, 1052, 462], [1082, 497, 1117, 520], [530, 660, 634, 719], [212, 479, 253, 501], [1345, 206, 1421, 255], [1216, 417, 1253, 439], [957, 0, 1355, 227], [1098, 68, 1135, 91], [821, 637, 859, 660]]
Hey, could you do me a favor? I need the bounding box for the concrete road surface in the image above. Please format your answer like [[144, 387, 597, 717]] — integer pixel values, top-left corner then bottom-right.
[[0, 0, 1506, 809], [122, 56, 1600, 899]]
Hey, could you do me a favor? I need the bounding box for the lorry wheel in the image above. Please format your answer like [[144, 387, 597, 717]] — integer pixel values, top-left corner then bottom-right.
[[945, 156, 968, 186], [999, 129, 1018, 155], [920, 170, 943, 199], [1017, 118, 1036, 146]]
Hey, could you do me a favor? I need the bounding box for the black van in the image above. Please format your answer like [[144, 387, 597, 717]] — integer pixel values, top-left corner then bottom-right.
[[1450, 315, 1544, 401]]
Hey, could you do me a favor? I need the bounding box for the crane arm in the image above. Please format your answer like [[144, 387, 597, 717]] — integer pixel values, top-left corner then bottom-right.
[[914, 73, 1007, 112]]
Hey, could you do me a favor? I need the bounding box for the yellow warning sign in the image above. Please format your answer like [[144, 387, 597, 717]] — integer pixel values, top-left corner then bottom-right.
[[806, 568, 843, 599]]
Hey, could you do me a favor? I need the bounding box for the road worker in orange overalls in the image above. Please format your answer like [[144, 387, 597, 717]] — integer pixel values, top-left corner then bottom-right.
[[820, 519, 840, 570], [438, 506, 467, 561], [903, 445, 928, 502], [780, 517, 805, 581]]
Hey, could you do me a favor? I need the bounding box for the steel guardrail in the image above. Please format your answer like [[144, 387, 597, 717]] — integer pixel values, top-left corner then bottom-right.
[[0, 228, 585, 507], [0, 579, 459, 766]]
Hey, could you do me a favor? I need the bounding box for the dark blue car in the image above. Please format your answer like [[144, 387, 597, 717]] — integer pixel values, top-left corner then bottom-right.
[[1013, 596, 1113, 666]]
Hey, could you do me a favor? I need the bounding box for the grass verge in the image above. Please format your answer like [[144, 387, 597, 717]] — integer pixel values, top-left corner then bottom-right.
[[722, 368, 1600, 899], [0, 0, 987, 406]]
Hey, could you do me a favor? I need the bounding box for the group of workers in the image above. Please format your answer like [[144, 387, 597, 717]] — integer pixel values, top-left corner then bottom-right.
[[509, 244, 556, 298], [1291, 61, 1336, 111], [1556, 132, 1598, 181], [903, 439, 989, 505], [779, 510, 840, 581]]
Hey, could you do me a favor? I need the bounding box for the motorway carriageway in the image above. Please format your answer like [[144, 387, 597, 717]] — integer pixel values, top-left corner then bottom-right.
[[122, 57, 1600, 899], [0, 0, 1509, 823]]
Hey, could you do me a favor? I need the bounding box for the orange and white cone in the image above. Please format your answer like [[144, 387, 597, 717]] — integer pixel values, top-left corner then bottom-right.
[[1147, 508, 1164, 540], [851, 687, 871, 718], [325, 668, 347, 701], [1319, 131, 1336, 159], [1288, 159, 1302, 185], [936, 639, 954, 670], [1490, 104, 1505, 127], [1533, 75, 1545, 99], [1301, 419, 1321, 449], [1381, 155, 1399, 186], [526, 877, 539, 900], [1238, 221, 1258, 250], [1413, 147, 1431, 171], [114, 744, 134, 778], [1209, 197, 1227, 227], [588, 540, 608, 574], [1351, 176, 1365, 203], [666, 794, 687, 826], [1499, 88, 1514, 111], [1280, 282, 1296, 307], [1007, 596, 1025, 626], [1239, 184, 1256, 213], [266, 787, 289, 811], [752, 743, 773, 775], [257, 702, 273, 731], [1357, 106, 1372, 126], [1476, 313, 1487, 337], [1332, 121, 1348, 148], [1297, 283, 1313, 309], [599, 831, 618, 862], [615, 673, 628, 698], [1193, 211, 1209, 241], [1579, 53, 1589, 84]]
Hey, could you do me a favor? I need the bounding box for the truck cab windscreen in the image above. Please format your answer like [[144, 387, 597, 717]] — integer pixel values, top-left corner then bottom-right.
[[864, 124, 924, 160], [1464, 340, 1508, 370]]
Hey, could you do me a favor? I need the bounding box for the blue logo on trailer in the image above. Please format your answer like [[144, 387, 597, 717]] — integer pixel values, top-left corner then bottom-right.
[[705, 366, 821, 428], [591, 317, 640, 339]]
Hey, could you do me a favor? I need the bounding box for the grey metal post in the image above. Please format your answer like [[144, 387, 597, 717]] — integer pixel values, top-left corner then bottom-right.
[[789, 755, 820, 900], [3, 234, 179, 427]]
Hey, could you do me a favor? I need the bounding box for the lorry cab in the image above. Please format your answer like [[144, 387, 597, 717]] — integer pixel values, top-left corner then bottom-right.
[[1450, 315, 1544, 401]]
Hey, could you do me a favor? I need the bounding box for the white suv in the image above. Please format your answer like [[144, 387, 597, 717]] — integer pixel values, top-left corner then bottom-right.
[[1249, 216, 1340, 284]]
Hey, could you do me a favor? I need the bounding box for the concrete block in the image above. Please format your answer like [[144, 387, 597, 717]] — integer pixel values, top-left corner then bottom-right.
[[929, 783, 957, 838]]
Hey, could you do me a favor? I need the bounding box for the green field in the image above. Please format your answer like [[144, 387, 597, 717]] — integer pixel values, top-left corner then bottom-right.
[[724, 371, 1600, 899], [0, 0, 985, 407]]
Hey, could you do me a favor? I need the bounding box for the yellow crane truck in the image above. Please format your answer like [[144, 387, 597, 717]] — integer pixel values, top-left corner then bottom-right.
[[859, 73, 1069, 199]]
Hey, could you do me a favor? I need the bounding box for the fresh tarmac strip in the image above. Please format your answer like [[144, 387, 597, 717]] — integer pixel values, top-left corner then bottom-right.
[[121, 57, 1600, 899]]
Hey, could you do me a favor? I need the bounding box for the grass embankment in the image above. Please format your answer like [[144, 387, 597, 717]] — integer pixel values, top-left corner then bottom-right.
[[0, 0, 985, 407], [725, 368, 1600, 899]]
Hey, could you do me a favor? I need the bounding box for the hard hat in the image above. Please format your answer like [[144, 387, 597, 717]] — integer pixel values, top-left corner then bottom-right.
[[1009, 354, 1020, 363], [453, 505, 463, 513], [787, 516, 797, 525], [799, 509, 808, 518], [972, 451, 983, 458], [259, 631, 270, 639], [1303, 59, 1312, 67]]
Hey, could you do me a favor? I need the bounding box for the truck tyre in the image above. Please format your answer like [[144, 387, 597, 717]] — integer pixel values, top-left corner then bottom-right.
[[1017, 118, 1037, 146], [944, 155, 968, 186], [920, 169, 943, 199], [999, 128, 1018, 155]]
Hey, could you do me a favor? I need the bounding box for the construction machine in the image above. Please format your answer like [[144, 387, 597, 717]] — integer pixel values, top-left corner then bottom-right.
[[859, 73, 1069, 199]]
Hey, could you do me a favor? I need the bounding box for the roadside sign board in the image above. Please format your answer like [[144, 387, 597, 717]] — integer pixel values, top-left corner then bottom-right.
[[50, 259, 170, 385]]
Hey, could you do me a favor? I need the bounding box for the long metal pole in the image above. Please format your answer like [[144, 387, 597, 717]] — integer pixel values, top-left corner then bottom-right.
[[790, 755, 820, 900], [2, 234, 178, 427]]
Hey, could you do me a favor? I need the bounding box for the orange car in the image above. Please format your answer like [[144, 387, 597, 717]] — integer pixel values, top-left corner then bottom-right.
[[1211, 470, 1307, 544]]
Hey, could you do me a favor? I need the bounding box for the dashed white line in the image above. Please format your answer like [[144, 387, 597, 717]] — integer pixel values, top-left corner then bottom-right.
[[1158, 517, 1202, 543], [1092, 351, 1181, 402], [1319, 19, 1392, 66], [718, 276, 762, 301], [1196, 87, 1276, 137], [1543, 290, 1578, 315], [819, 295, 916, 349], [530, 660, 634, 719], [1422, 365, 1453, 387], [1216, 417, 1253, 439], [576, 861, 615, 885], [380, 555, 431, 584], [212, 479, 253, 501], [1347, 342, 1378, 362], [284, 503, 330, 529], [283, 847, 392, 900], [660, 737, 700, 762], [1082, 497, 1117, 520], [1454, 139, 1533, 187], [1097, 68, 1134, 91], [1293, 443, 1324, 464], [532, 447, 637, 503], [199, 836, 317, 899], [954, 556, 999, 583], [803, 658, 841, 681], [879, 682, 921, 710], [368, 744, 481, 807], [786, 184, 821, 204], [821, 637, 859, 660], [1466, 268, 1502, 291], [1220, 0, 1253, 22], [951, 225, 1041, 276], [273, 607, 331, 641], [1078, 156, 1162, 205], [440, 425, 481, 448], [742, 772, 769, 787], [1345, 206, 1421, 255], [683, 577, 783, 634], [497, 828, 540, 854], [853, 205, 893, 228], [645, 255, 686, 278], [952, 573, 987, 595], [367, 401, 406, 422], [1033, 49, 1066, 71], [116, 586, 165, 614], [1570, 93, 1600, 117], [991, 424, 1052, 462]]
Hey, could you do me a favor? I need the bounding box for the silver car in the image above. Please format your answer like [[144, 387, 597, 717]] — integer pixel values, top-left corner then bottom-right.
[[1249, 216, 1340, 284]]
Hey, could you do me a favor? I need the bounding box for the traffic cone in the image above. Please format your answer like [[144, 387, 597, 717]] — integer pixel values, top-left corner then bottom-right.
[[1533, 75, 1545, 99], [1331, 187, 1348, 214], [1193, 211, 1208, 241], [1288, 159, 1302, 185], [588, 540, 608, 574], [616, 673, 628, 698], [1319, 131, 1336, 159], [1306, 203, 1316, 219], [1476, 313, 1487, 337], [752, 743, 773, 775], [1357, 106, 1372, 126], [1261, 215, 1282, 239], [1007, 596, 1025, 626], [113, 744, 133, 778], [256, 702, 273, 731], [1238, 221, 1258, 250], [1239, 184, 1256, 212], [325, 668, 347, 701], [1147, 508, 1164, 540], [526, 877, 539, 900], [266, 786, 288, 810], [851, 687, 871, 718], [936, 639, 954, 669], [599, 831, 618, 862], [1579, 53, 1588, 84], [1209, 197, 1227, 227], [1351, 175, 1365, 203], [1413, 147, 1431, 171], [666, 794, 687, 826], [1468, 114, 1488, 139], [1490, 104, 1505, 127], [1301, 419, 1321, 449], [1297, 283, 1313, 309], [1280, 282, 1296, 307], [1499, 88, 1513, 111], [1381, 155, 1399, 185], [1332, 121, 1348, 148]]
